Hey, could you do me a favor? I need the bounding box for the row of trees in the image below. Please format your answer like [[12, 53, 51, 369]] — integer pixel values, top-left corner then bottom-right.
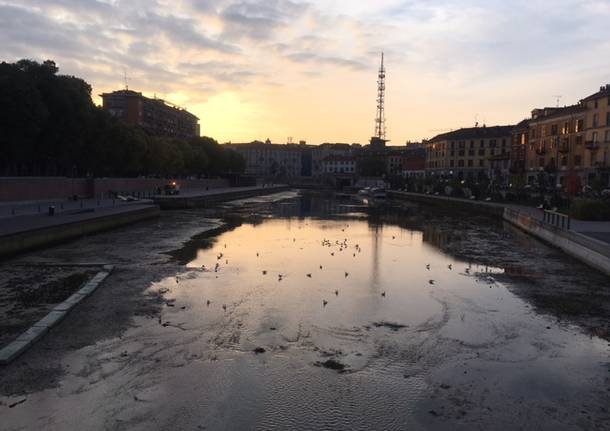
[[0, 59, 245, 177]]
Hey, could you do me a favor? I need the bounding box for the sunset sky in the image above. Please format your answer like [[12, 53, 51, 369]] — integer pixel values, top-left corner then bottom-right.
[[2, 0, 610, 145]]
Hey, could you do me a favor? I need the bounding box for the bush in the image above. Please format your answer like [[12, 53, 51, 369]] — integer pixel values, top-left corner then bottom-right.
[[569, 198, 610, 221]]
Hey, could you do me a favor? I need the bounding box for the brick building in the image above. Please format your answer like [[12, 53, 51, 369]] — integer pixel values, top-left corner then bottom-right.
[[100, 90, 200, 138]]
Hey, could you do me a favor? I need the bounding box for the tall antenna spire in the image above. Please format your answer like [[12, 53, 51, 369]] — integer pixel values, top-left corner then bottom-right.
[[123, 68, 129, 91], [374, 52, 386, 140]]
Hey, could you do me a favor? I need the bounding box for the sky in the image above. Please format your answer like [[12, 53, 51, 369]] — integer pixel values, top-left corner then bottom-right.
[[1, 0, 610, 145]]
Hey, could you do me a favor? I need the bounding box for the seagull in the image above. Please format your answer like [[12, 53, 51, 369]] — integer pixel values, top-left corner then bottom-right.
[[448, 264, 452, 270], [256, 252, 259, 257], [319, 265, 323, 270], [206, 300, 211, 306], [262, 270, 267, 275], [392, 236, 395, 239], [224, 244, 227, 248], [429, 280, 435, 285], [307, 273, 312, 278], [331, 252, 335, 256], [323, 300, 328, 307], [465, 268, 470, 274], [278, 274, 283, 281], [335, 290, 339, 296], [426, 264, 430, 270], [353, 253, 356, 257], [345, 272, 349, 278], [225, 259, 228, 265], [175, 277, 179, 284], [381, 291, 386, 297], [222, 304, 227, 311]]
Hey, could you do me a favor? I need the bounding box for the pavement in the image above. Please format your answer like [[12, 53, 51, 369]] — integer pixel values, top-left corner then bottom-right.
[[0, 197, 154, 218], [0, 202, 158, 237]]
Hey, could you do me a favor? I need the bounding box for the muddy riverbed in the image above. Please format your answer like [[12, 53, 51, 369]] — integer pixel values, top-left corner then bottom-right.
[[1, 191, 609, 430]]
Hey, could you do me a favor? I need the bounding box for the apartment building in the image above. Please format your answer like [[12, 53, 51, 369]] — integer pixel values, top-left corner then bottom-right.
[[582, 84, 610, 186], [224, 140, 302, 177], [425, 126, 513, 180]]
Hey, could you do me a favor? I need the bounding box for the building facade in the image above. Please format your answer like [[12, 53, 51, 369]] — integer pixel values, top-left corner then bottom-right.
[[525, 105, 586, 192], [321, 156, 356, 174], [425, 126, 513, 180], [581, 84, 610, 187], [100, 90, 200, 138], [224, 140, 303, 178]]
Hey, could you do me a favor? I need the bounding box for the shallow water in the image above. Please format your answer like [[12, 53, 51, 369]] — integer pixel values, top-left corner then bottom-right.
[[2, 192, 609, 430]]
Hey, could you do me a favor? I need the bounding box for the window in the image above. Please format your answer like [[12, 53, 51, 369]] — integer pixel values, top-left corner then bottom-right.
[[480, 140, 485, 148], [561, 156, 567, 167], [594, 99, 599, 109], [490, 139, 497, 148], [551, 125, 558, 135], [606, 112, 610, 126], [458, 160, 464, 167], [593, 131, 598, 143], [479, 159, 484, 167], [576, 119, 583, 132], [502, 139, 506, 147], [469, 140, 475, 149], [458, 150, 465, 157], [450, 159, 454, 167], [478, 149, 485, 156], [450, 141, 455, 149], [576, 135, 583, 145], [467, 159, 473, 167], [458, 141, 465, 149], [468, 149, 474, 156], [606, 130, 610, 142], [593, 113, 599, 128], [539, 158, 545, 167], [574, 155, 582, 166]]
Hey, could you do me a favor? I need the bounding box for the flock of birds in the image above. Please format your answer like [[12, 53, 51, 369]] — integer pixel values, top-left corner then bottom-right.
[[170, 223, 498, 314]]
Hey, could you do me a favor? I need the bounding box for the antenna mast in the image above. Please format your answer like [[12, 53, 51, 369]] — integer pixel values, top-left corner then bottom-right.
[[123, 68, 129, 90], [374, 52, 386, 140]]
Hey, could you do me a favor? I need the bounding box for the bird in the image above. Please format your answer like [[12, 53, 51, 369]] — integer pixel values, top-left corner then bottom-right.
[[256, 252, 259, 257], [201, 264, 206, 271], [224, 244, 227, 248], [206, 300, 211, 306], [262, 270, 267, 275], [381, 291, 386, 297], [335, 290, 339, 296], [392, 236, 395, 239], [345, 272, 349, 278], [429, 280, 435, 285], [225, 259, 228, 265], [426, 264, 430, 270], [278, 274, 283, 281], [307, 273, 312, 278], [331, 252, 334, 256], [222, 304, 227, 311], [448, 264, 452, 270], [319, 265, 323, 270], [353, 253, 356, 257], [323, 300, 328, 307], [465, 268, 470, 274], [175, 277, 179, 284]]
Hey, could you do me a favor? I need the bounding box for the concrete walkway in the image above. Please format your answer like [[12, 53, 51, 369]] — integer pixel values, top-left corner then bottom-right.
[[0, 203, 157, 237]]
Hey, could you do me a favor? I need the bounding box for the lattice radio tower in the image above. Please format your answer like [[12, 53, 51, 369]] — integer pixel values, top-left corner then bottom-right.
[[374, 52, 386, 140]]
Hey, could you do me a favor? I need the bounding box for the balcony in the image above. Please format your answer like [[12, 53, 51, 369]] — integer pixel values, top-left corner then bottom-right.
[[585, 141, 599, 150]]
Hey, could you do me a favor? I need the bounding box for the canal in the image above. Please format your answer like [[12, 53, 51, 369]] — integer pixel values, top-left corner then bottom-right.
[[1, 191, 609, 430]]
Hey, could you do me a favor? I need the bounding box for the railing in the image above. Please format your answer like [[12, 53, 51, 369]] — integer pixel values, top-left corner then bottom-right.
[[543, 209, 570, 230]]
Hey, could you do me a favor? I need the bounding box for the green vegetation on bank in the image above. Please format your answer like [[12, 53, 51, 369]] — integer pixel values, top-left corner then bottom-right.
[[0, 59, 245, 177]]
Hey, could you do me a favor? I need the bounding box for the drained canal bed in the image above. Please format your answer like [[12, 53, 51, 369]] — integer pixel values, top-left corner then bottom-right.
[[1, 192, 609, 430]]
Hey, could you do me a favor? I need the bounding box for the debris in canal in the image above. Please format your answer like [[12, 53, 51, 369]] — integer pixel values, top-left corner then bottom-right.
[[314, 359, 347, 372], [8, 398, 27, 408], [253, 347, 266, 354], [372, 322, 408, 331]]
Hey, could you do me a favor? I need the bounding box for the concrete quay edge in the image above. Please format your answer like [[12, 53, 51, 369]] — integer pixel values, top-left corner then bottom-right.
[[0, 266, 114, 365]]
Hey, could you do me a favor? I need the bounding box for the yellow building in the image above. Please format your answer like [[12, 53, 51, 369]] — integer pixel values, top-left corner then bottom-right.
[[582, 84, 610, 186]]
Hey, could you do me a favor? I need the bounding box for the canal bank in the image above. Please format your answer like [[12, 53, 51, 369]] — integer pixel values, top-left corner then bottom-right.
[[389, 191, 610, 276], [153, 184, 289, 209], [0, 204, 160, 259]]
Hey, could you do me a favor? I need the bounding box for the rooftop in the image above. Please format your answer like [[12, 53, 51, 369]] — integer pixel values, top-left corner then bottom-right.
[[429, 125, 514, 143]]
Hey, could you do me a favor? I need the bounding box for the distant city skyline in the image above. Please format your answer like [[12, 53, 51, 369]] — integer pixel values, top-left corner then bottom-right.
[[2, 0, 609, 144]]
